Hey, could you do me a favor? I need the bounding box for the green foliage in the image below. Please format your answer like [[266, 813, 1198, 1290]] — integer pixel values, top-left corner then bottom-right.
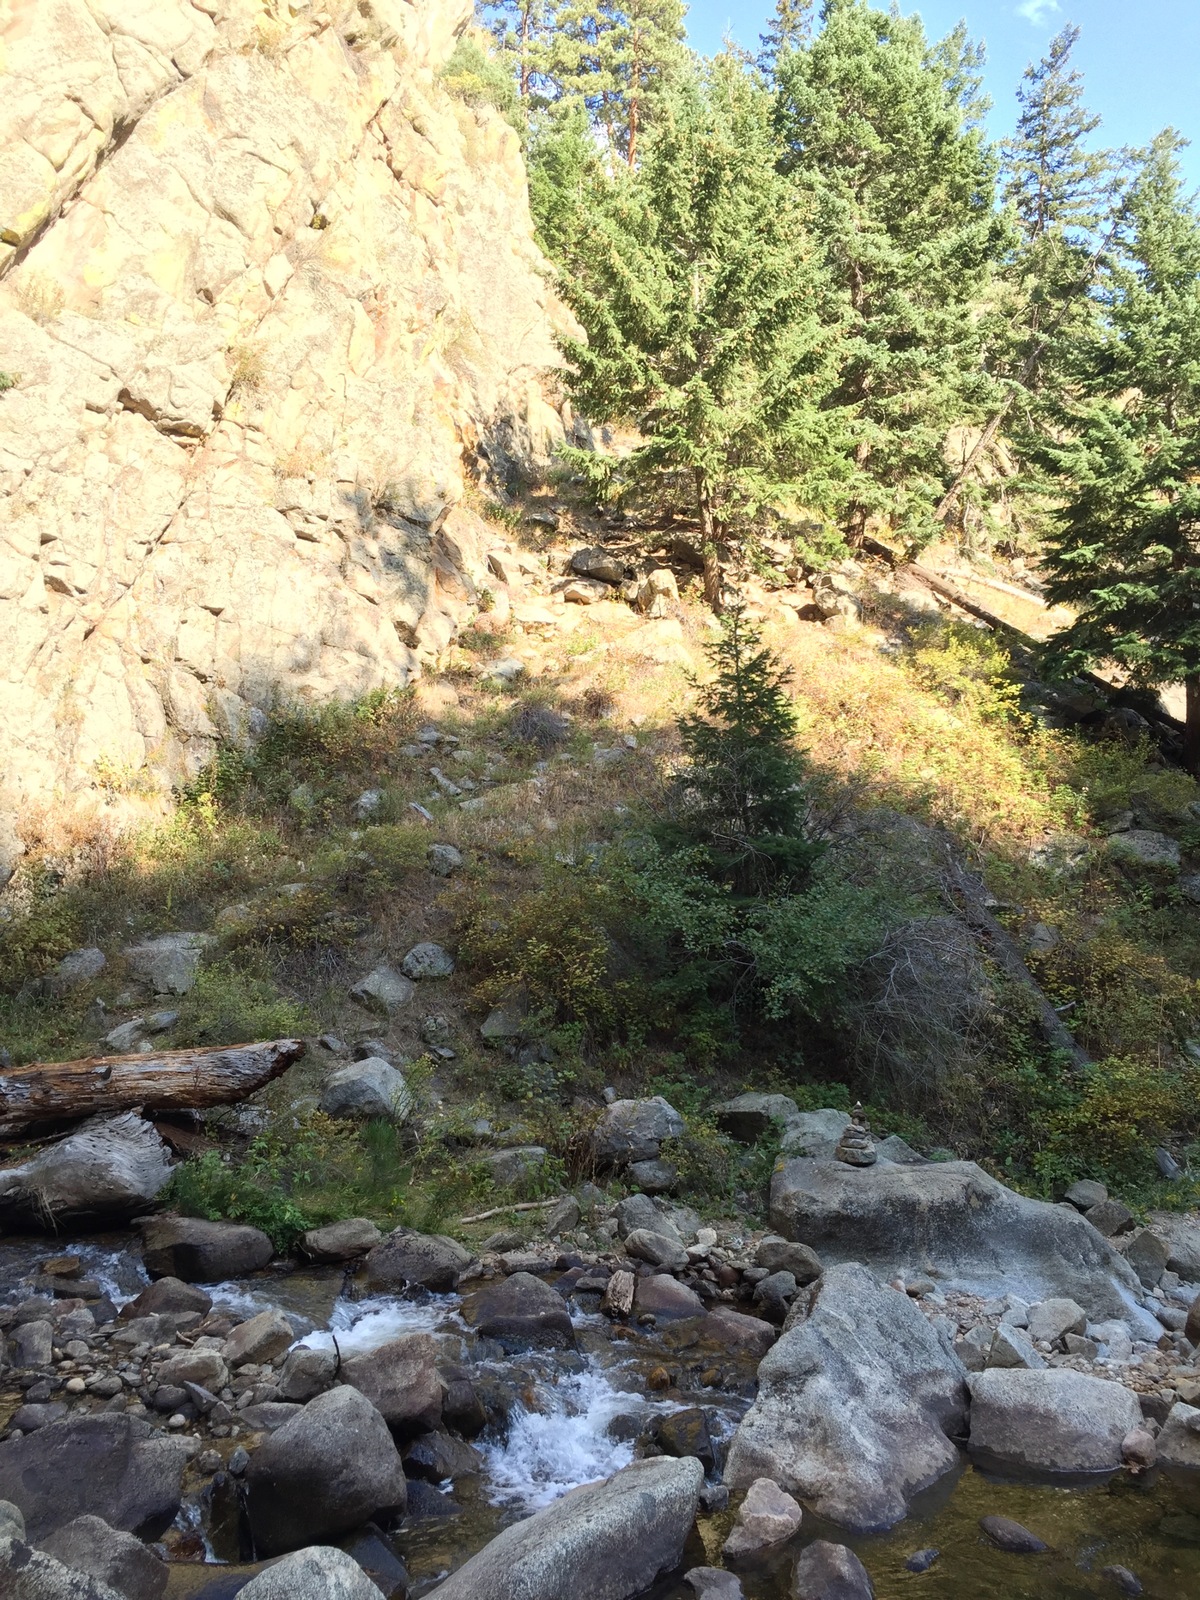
[[441, 33, 524, 132], [0, 895, 83, 992], [757, 0, 813, 80], [166, 1150, 315, 1252], [171, 958, 311, 1047], [0, 371, 19, 395], [673, 607, 821, 894], [1036, 135, 1200, 767]]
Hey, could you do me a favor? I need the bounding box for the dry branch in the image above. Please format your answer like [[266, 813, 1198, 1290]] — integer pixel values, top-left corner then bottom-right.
[[458, 1198, 560, 1225], [0, 1039, 305, 1138]]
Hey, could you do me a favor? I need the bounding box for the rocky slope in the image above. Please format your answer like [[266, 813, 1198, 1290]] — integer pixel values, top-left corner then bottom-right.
[[0, 0, 572, 876]]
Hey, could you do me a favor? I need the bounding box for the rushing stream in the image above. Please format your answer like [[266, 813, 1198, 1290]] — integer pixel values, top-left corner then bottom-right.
[[2, 1234, 1199, 1600]]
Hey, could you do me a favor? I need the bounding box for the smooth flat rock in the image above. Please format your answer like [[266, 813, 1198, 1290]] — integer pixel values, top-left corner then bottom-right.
[[769, 1158, 1141, 1318], [968, 1369, 1144, 1473], [366, 1228, 473, 1293]]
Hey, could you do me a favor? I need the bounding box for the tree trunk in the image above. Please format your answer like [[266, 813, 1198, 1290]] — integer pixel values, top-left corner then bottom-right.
[[695, 466, 721, 610], [0, 1039, 305, 1139], [1186, 676, 1200, 777]]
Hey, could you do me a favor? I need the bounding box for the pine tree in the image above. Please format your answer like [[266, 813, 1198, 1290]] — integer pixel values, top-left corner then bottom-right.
[[756, 0, 814, 80], [478, 0, 558, 102], [675, 605, 821, 893], [553, 0, 686, 165], [1038, 135, 1200, 773], [775, 0, 1006, 545], [532, 55, 852, 604]]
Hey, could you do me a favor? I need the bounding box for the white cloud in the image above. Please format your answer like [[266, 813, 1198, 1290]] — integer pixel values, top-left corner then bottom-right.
[[1016, 0, 1061, 21]]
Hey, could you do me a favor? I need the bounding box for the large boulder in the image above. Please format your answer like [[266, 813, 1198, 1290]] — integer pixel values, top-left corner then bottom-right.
[[1, 1536, 127, 1600], [319, 1061, 413, 1123], [425, 1457, 703, 1600], [340, 1334, 445, 1432], [588, 1097, 684, 1168], [39, 1515, 167, 1600], [1156, 1402, 1200, 1469], [236, 1546, 388, 1600], [350, 966, 415, 1016], [245, 1387, 407, 1557], [366, 1229, 474, 1293], [465, 1272, 577, 1350], [0, 1115, 172, 1225], [724, 1263, 967, 1532], [769, 1158, 1142, 1319], [791, 1541, 875, 1600], [968, 1369, 1144, 1473], [778, 1111, 852, 1159], [1149, 1212, 1200, 1281], [122, 933, 213, 995], [713, 1094, 802, 1144], [0, 1416, 190, 1539], [302, 1219, 383, 1262], [139, 1215, 273, 1281]]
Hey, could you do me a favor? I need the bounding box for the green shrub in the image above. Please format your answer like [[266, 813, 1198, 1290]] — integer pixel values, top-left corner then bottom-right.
[[441, 37, 523, 133], [172, 958, 311, 1047]]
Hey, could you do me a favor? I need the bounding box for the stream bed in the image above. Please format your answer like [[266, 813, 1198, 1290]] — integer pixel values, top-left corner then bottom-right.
[[2, 1234, 1199, 1600]]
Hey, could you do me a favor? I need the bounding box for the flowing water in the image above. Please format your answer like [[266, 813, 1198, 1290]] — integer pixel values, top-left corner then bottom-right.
[[2, 1235, 1199, 1600]]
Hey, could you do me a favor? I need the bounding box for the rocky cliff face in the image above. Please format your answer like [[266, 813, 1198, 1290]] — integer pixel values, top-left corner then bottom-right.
[[0, 0, 571, 875]]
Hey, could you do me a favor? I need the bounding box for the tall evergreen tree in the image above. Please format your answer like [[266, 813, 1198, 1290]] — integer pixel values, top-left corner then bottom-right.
[[775, 0, 1006, 545], [532, 56, 852, 603], [478, 0, 558, 101], [756, 0, 814, 80], [553, 0, 686, 164], [1038, 135, 1200, 773]]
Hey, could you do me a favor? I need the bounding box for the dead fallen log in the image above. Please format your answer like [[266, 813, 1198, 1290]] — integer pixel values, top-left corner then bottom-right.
[[0, 1039, 305, 1139]]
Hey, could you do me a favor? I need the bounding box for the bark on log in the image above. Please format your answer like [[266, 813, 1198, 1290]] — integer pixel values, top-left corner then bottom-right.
[[0, 1039, 305, 1138]]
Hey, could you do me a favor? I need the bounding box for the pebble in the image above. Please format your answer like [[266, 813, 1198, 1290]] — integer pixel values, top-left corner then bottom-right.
[[167, 1413, 187, 1428], [905, 1548, 940, 1573], [979, 1515, 1049, 1554], [64, 1377, 86, 1394], [228, 1446, 250, 1475]]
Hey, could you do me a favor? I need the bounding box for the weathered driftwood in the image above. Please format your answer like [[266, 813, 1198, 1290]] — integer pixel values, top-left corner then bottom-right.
[[0, 1039, 305, 1138]]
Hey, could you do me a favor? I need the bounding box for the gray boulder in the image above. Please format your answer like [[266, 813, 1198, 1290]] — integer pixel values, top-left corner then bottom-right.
[[122, 933, 213, 995], [350, 966, 415, 1015], [340, 1334, 445, 1431], [722, 1477, 803, 1558], [237, 1547, 387, 1600], [1150, 1212, 1200, 1281], [477, 1147, 546, 1187], [589, 1097, 685, 1168], [1027, 1298, 1086, 1346], [0, 1415, 189, 1539], [400, 942, 455, 979], [769, 1158, 1142, 1318], [246, 1387, 407, 1556], [755, 1236, 823, 1286], [47, 948, 107, 995], [0, 1538, 126, 1600], [278, 1346, 339, 1403], [425, 1456, 702, 1600], [466, 1272, 577, 1350], [1119, 1228, 1170, 1289], [366, 1228, 474, 1293], [39, 1516, 166, 1600], [616, 1192, 680, 1242], [778, 1110, 852, 1159], [635, 1275, 705, 1321], [625, 1229, 689, 1272], [1156, 1401, 1200, 1469], [713, 1093, 801, 1144], [122, 1278, 213, 1319], [1107, 830, 1181, 882], [724, 1263, 967, 1532], [428, 844, 464, 877], [221, 1309, 294, 1367], [320, 1060, 413, 1123], [791, 1541, 875, 1600], [685, 1569, 743, 1600], [139, 1215, 273, 1281], [0, 1115, 172, 1225], [627, 1159, 677, 1193], [302, 1219, 382, 1262], [968, 1369, 1143, 1472]]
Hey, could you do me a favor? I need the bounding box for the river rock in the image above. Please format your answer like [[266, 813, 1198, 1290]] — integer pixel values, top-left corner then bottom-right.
[[236, 1546, 389, 1600], [544, 1195, 582, 1236], [769, 1158, 1141, 1318], [685, 1569, 744, 1600], [403, 1431, 482, 1482], [350, 967, 415, 1016], [1085, 1199, 1135, 1237], [222, 1309, 294, 1367], [724, 1263, 967, 1532], [754, 1237, 823, 1286], [0, 1415, 189, 1539], [320, 1060, 413, 1123], [616, 1193, 681, 1242], [778, 1111, 852, 1159], [791, 1540, 875, 1599], [625, 1229, 689, 1272], [139, 1215, 273, 1281], [634, 1275, 705, 1321], [753, 1272, 799, 1322], [1187, 1295, 1200, 1346], [1099, 1567, 1143, 1597], [477, 1147, 546, 1187], [1156, 1402, 1200, 1468], [968, 1369, 1144, 1473], [400, 942, 455, 979], [467, 1272, 577, 1350], [627, 1159, 677, 1193], [10, 1404, 68, 1433], [1064, 1180, 1108, 1210], [340, 1334, 445, 1431], [155, 1348, 228, 1391], [122, 933, 213, 995], [589, 1097, 685, 1168], [979, 1515, 1048, 1554], [1150, 1213, 1200, 1280], [1118, 1228, 1170, 1289], [302, 1219, 383, 1262], [245, 1387, 407, 1557], [1027, 1298, 1087, 1346], [11, 1321, 52, 1367], [722, 1478, 803, 1559], [986, 1325, 1044, 1370], [424, 1456, 703, 1600], [0, 1537, 127, 1600], [0, 1114, 173, 1225], [366, 1228, 474, 1293], [278, 1346, 339, 1403], [122, 1278, 213, 1318], [40, 1515, 167, 1600]]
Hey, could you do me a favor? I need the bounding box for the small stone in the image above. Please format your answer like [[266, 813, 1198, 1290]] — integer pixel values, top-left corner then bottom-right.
[[401, 942, 455, 979], [1064, 1179, 1108, 1210], [428, 843, 464, 877], [1121, 1228, 1171, 1289], [979, 1515, 1048, 1554], [722, 1476, 803, 1559], [1064, 1333, 1100, 1360], [1086, 1198, 1136, 1237], [833, 1102, 876, 1167], [64, 1377, 87, 1394], [349, 964, 414, 1014], [905, 1549, 940, 1573], [1027, 1298, 1087, 1346], [987, 1325, 1045, 1370], [1121, 1427, 1157, 1470], [684, 1567, 743, 1600]]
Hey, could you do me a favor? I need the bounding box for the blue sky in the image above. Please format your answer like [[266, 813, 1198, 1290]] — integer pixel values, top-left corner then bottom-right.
[[685, 0, 1200, 191]]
